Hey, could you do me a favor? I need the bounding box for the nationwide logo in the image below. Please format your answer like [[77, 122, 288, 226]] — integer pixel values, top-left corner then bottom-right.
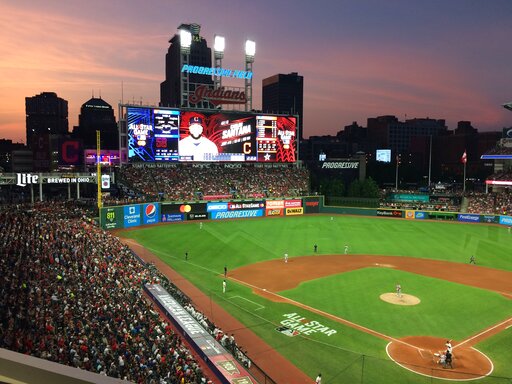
[[189, 85, 247, 106], [277, 313, 337, 337], [145, 204, 157, 219]]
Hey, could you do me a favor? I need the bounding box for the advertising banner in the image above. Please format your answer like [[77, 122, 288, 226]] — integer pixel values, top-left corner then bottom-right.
[[143, 203, 160, 225], [285, 207, 304, 216], [284, 199, 302, 208], [161, 203, 207, 215], [303, 197, 321, 214], [123, 205, 141, 228], [405, 210, 415, 219], [207, 202, 228, 212], [187, 212, 208, 221], [265, 200, 285, 209], [211, 209, 264, 220], [161, 213, 184, 222], [101, 206, 124, 229], [457, 214, 480, 223], [266, 208, 283, 216], [227, 201, 265, 211], [414, 211, 427, 220], [481, 215, 498, 223], [499, 216, 512, 226], [376, 209, 403, 218], [58, 138, 83, 166]]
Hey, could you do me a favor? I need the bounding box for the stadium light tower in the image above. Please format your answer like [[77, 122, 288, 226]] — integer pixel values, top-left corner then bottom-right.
[[179, 27, 192, 108], [213, 35, 225, 104], [244, 39, 255, 111]]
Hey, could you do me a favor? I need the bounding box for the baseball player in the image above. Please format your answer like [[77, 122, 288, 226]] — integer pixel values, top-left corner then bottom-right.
[[469, 255, 476, 264], [179, 116, 218, 161], [284, 253, 288, 263], [396, 283, 402, 298], [344, 244, 349, 254], [223, 279, 227, 294]]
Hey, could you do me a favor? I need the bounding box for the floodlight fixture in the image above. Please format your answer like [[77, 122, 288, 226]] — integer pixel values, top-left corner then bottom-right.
[[180, 29, 192, 49], [503, 102, 512, 111], [245, 40, 256, 57], [214, 35, 225, 53]]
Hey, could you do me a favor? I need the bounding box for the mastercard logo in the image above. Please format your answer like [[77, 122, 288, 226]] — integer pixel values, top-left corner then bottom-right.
[[180, 205, 192, 213]]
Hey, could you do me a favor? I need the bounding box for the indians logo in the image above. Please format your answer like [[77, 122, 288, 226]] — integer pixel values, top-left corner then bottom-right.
[[145, 204, 157, 219]]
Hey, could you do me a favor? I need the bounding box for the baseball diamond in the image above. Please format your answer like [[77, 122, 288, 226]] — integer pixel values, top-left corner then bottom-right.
[[120, 214, 512, 383]]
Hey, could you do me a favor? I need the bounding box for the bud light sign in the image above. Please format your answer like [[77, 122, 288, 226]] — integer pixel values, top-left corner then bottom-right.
[[143, 203, 160, 225]]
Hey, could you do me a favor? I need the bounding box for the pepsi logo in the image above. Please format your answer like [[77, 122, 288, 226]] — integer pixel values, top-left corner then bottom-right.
[[145, 204, 157, 218]]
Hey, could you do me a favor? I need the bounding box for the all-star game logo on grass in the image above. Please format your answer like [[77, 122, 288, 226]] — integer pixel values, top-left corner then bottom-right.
[[275, 313, 337, 337]]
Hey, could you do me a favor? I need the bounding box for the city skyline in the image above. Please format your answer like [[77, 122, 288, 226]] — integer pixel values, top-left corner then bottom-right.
[[1, 0, 512, 143]]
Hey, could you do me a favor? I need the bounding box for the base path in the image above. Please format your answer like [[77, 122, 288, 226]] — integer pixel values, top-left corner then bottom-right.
[[120, 238, 313, 384], [231, 254, 512, 380]]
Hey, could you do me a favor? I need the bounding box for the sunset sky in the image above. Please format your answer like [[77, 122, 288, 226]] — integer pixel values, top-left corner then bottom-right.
[[1, 0, 512, 142]]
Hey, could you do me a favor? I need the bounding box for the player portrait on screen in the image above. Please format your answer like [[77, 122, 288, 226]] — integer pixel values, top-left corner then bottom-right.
[[179, 116, 219, 161]]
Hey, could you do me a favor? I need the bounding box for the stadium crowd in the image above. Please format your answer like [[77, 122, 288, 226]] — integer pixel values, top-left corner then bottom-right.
[[466, 191, 512, 215], [0, 202, 213, 383], [117, 164, 309, 202]]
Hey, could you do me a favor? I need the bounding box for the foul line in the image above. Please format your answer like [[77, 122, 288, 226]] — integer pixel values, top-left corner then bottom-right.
[[229, 276, 423, 352], [455, 317, 512, 349], [229, 295, 265, 311]]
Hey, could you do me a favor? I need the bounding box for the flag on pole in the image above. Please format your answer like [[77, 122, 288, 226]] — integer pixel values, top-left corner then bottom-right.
[[461, 150, 467, 164]]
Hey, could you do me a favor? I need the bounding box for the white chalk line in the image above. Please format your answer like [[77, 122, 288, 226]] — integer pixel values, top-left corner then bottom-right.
[[229, 295, 265, 311], [229, 276, 422, 351], [455, 317, 512, 349]]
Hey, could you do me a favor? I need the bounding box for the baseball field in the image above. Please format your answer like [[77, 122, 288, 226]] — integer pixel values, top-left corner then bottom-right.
[[120, 215, 512, 383]]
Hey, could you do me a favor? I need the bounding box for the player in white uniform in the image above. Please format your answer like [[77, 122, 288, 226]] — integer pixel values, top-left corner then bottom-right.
[[179, 116, 218, 161]]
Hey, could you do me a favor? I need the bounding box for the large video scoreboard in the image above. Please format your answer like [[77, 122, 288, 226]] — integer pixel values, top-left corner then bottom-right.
[[127, 106, 297, 163]]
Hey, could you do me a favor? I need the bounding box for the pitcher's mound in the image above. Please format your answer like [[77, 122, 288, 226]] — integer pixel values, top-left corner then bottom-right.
[[380, 293, 420, 305]]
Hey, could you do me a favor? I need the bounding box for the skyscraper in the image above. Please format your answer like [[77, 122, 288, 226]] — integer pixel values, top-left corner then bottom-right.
[[160, 23, 213, 108], [73, 97, 118, 149], [262, 72, 304, 139], [25, 92, 68, 147]]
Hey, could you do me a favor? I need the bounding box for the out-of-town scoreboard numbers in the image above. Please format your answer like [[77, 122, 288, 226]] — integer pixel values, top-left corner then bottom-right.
[[127, 106, 297, 163]]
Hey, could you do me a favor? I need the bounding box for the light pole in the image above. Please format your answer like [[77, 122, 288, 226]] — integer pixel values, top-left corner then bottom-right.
[[179, 28, 192, 108], [244, 39, 255, 111], [213, 35, 225, 108]]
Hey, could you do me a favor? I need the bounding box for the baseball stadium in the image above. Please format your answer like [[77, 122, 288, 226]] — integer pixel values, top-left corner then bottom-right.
[[2, 22, 512, 383]]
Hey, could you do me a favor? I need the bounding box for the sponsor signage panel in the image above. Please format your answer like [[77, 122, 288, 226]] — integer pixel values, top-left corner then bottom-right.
[[376, 209, 403, 218], [143, 203, 160, 225], [207, 202, 228, 212], [161, 203, 207, 215], [123, 205, 141, 227], [228, 201, 265, 210], [187, 212, 208, 221], [102, 206, 124, 229], [414, 211, 427, 220], [405, 210, 415, 219], [321, 161, 359, 169], [284, 199, 302, 208], [286, 207, 303, 216], [499, 216, 512, 225], [265, 200, 285, 209], [482, 215, 498, 223], [266, 208, 283, 216], [458, 214, 480, 223], [212, 209, 263, 220], [161, 213, 184, 222], [304, 197, 321, 214]]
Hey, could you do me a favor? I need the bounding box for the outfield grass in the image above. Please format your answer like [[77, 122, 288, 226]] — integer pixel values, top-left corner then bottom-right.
[[123, 215, 512, 383]]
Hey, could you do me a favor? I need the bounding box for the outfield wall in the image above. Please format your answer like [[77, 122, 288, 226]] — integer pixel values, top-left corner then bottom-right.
[[99, 195, 512, 230]]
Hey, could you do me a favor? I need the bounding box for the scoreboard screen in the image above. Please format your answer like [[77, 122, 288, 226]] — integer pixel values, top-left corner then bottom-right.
[[127, 106, 297, 163]]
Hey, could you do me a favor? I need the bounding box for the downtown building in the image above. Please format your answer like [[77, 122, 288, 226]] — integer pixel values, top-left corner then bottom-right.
[[262, 72, 304, 140]]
